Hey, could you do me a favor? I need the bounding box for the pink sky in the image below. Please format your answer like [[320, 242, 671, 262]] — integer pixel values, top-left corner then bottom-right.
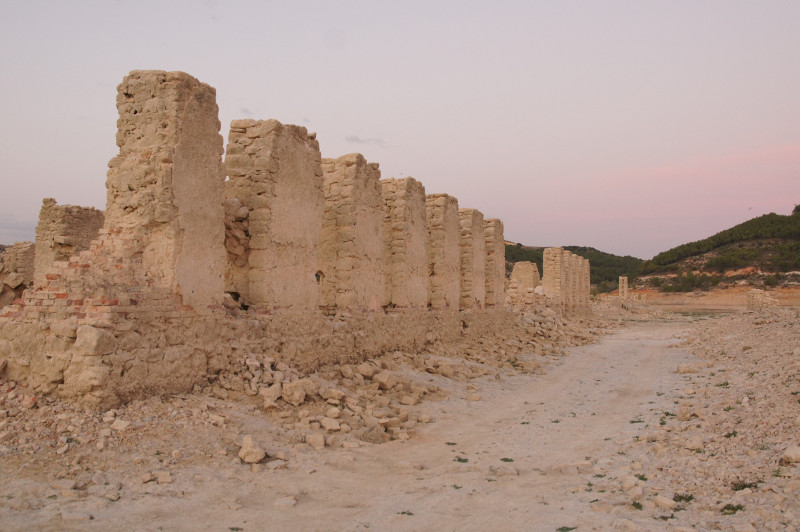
[[1, 1, 798, 259]]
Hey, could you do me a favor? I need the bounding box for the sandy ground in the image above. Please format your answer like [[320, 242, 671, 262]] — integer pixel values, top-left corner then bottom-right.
[[3, 316, 713, 531]]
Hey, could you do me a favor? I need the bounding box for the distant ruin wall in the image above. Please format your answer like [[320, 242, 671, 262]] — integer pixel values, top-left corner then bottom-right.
[[381, 178, 428, 309], [224, 119, 323, 310], [458, 209, 486, 310], [34, 199, 104, 286], [319, 154, 385, 311], [425, 194, 460, 310], [506, 261, 540, 306], [541, 248, 591, 312], [484, 219, 505, 307]]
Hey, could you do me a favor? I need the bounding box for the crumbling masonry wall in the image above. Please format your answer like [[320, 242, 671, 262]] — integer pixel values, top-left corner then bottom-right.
[[425, 194, 460, 310], [34, 199, 104, 286], [484, 218, 505, 307], [224, 119, 323, 310], [0, 242, 35, 308], [458, 209, 486, 310], [381, 178, 428, 309], [319, 154, 385, 311], [0, 71, 227, 408]]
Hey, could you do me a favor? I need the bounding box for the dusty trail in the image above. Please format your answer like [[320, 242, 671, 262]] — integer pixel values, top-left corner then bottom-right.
[[82, 319, 696, 532]]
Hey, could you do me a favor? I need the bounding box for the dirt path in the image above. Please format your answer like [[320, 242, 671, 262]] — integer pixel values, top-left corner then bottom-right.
[[47, 318, 693, 532]]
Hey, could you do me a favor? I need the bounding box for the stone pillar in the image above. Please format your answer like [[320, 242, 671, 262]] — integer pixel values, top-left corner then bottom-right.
[[106, 70, 225, 310], [484, 218, 505, 307], [542, 247, 564, 302], [224, 119, 323, 310], [319, 153, 385, 311], [381, 177, 428, 309], [426, 194, 460, 310], [458, 208, 486, 310], [34, 199, 104, 287], [619, 276, 629, 300]]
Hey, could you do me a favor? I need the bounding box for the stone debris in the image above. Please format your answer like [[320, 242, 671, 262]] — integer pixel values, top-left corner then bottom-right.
[[594, 307, 800, 530]]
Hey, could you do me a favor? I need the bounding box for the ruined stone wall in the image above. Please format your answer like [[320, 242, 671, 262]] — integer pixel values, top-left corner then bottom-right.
[[224, 119, 323, 310], [106, 70, 225, 310], [619, 276, 629, 300], [458, 209, 486, 310], [0, 242, 35, 308], [34, 198, 104, 286], [319, 154, 384, 311], [506, 261, 539, 306], [381, 178, 428, 309], [0, 69, 534, 412], [425, 194, 460, 310], [484, 219, 505, 307]]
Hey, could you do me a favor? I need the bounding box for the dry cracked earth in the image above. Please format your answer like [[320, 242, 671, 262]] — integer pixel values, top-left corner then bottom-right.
[[1, 306, 799, 531]]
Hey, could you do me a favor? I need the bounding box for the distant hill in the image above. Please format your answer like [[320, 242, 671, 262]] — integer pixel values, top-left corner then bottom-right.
[[638, 204, 800, 292], [505, 243, 643, 293], [641, 205, 800, 274]]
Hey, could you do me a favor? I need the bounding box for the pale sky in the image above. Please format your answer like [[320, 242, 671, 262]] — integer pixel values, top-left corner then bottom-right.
[[1, 1, 798, 259]]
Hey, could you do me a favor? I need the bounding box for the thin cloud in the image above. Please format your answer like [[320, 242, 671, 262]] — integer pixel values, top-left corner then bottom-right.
[[345, 136, 386, 147]]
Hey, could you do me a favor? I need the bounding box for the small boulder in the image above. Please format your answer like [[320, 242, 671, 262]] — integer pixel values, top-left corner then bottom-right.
[[373, 370, 396, 391], [282, 380, 306, 406], [238, 435, 266, 464]]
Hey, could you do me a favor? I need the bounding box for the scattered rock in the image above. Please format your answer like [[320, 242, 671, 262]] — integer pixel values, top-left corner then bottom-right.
[[653, 495, 677, 510], [274, 496, 297, 508], [282, 380, 306, 407], [110, 419, 130, 432], [306, 432, 326, 450]]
